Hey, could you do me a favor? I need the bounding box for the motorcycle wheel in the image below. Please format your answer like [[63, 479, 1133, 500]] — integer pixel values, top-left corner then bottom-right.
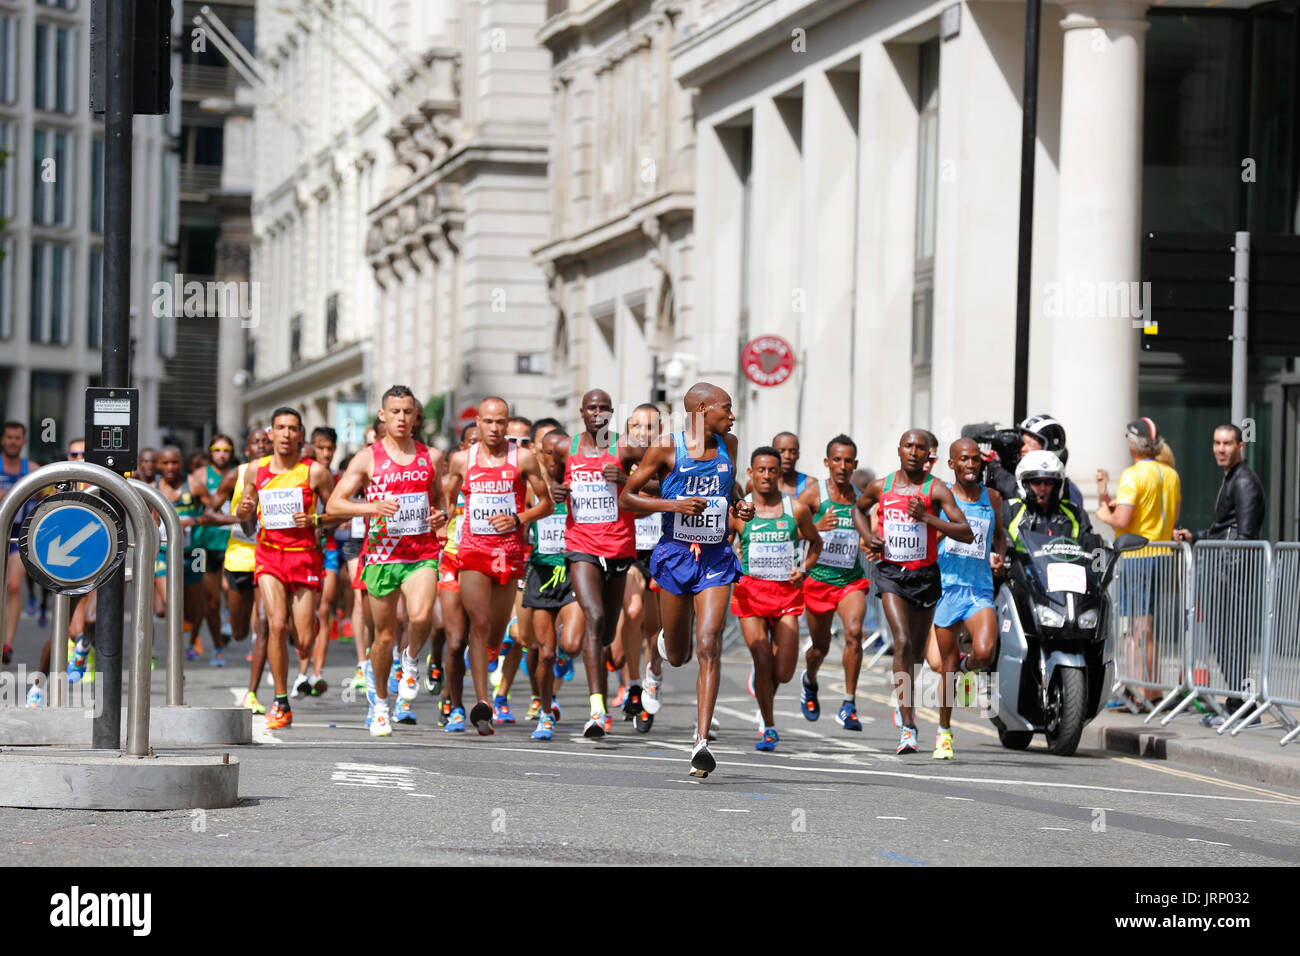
[[1044, 667, 1086, 756], [997, 729, 1033, 750]]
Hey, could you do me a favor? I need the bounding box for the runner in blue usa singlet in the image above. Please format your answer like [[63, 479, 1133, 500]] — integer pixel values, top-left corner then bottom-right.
[[649, 430, 740, 594]]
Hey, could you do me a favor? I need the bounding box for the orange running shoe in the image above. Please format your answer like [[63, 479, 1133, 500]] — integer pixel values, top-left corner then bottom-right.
[[265, 701, 293, 729]]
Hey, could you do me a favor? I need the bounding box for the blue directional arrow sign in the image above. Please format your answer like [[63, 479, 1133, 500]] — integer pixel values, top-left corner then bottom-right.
[[28, 504, 114, 585]]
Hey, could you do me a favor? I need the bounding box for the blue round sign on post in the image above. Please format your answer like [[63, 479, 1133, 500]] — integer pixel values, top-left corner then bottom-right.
[[19, 493, 126, 594]]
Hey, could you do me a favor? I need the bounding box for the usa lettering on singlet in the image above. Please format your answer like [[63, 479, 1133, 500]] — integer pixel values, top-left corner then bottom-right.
[[465, 442, 522, 537], [660, 430, 733, 546]]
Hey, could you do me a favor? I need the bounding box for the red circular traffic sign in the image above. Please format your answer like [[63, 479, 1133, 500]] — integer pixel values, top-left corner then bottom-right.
[[741, 336, 795, 387], [457, 405, 479, 423]]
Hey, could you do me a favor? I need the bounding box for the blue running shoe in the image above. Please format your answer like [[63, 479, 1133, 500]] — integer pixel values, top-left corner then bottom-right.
[[755, 727, 779, 751], [531, 714, 554, 741], [388, 665, 401, 696], [24, 597, 37, 617], [554, 651, 573, 682], [366, 702, 374, 729], [799, 671, 820, 721], [393, 698, 417, 725], [67, 639, 90, 684], [444, 706, 466, 732], [836, 700, 862, 731], [493, 695, 515, 724]]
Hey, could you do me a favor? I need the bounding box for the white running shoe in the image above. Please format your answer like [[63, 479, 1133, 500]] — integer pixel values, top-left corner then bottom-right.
[[656, 629, 668, 664], [689, 738, 716, 778], [399, 654, 420, 701], [370, 705, 392, 737], [642, 670, 663, 715], [292, 672, 312, 698]]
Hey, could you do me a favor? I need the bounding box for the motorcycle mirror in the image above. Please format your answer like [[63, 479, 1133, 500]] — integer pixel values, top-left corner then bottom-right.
[[1114, 533, 1149, 552]]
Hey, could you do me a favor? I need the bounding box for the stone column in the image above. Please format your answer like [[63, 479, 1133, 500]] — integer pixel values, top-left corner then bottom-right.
[[1052, 0, 1149, 504]]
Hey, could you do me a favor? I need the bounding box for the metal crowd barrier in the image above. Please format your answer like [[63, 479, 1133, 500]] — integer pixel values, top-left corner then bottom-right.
[[1181, 540, 1272, 733], [1259, 543, 1300, 744], [1108, 541, 1192, 723]]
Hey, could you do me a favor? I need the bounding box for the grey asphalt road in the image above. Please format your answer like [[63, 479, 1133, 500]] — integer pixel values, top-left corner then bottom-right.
[[3, 610, 1300, 866]]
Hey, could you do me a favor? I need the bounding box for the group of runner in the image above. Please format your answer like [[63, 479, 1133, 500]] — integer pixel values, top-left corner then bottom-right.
[[3, 379, 1013, 778]]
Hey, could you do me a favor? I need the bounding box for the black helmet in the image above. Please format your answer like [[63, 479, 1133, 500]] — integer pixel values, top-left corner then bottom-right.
[[1019, 415, 1067, 456]]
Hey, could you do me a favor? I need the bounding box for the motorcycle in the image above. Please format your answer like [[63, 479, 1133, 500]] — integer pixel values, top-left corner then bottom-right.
[[988, 529, 1148, 755]]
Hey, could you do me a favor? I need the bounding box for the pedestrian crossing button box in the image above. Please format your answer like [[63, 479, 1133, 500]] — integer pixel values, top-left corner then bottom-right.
[[85, 387, 139, 473]]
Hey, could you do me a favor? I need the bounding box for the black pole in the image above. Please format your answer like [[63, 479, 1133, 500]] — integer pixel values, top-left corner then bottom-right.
[[1012, 0, 1041, 426], [95, 0, 134, 750]]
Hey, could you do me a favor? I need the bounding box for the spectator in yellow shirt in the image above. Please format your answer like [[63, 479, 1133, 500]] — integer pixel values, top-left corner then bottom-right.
[[1095, 417, 1181, 707]]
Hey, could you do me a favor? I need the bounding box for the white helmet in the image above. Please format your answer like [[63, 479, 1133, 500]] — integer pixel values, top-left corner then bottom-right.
[[1016, 450, 1065, 499]]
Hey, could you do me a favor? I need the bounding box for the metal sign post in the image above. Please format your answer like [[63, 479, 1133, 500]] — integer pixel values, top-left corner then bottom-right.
[[0, 462, 157, 756], [131, 479, 184, 706]]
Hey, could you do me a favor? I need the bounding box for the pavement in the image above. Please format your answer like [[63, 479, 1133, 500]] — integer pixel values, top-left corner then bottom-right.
[[2, 608, 1299, 866]]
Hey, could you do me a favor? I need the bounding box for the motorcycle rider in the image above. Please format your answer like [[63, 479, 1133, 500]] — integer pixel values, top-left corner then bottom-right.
[[1004, 450, 1100, 558], [1017, 415, 1084, 510]]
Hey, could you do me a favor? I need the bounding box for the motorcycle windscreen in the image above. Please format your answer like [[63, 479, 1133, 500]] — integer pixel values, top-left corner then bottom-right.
[[1013, 528, 1099, 597]]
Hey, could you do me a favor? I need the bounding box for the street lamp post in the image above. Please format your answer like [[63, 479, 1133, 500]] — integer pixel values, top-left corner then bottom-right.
[[1013, 0, 1042, 426]]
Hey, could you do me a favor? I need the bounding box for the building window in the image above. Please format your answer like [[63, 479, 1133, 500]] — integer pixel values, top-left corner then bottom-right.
[[88, 248, 102, 348], [29, 242, 71, 344], [325, 293, 338, 349], [290, 313, 302, 365], [911, 38, 940, 428], [0, 237, 13, 340], [29, 372, 68, 464], [36, 0, 79, 8], [32, 128, 73, 227], [34, 22, 75, 114], [0, 13, 17, 105], [0, 121, 14, 220], [91, 137, 103, 232], [245, 337, 256, 379]]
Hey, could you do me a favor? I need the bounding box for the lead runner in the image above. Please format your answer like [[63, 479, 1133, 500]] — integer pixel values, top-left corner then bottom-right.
[[327, 386, 448, 737], [620, 382, 755, 777]]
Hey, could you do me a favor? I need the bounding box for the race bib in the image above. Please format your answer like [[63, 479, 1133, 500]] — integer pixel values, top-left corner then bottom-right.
[[570, 478, 619, 524], [1046, 562, 1087, 594], [453, 514, 465, 545], [944, 516, 989, 559], [749, 540, 796, 581], [469, 492, 518, 535], [260, 487, 303, 531], [635, 512, 662, 551], [883, 518, 926, 563], [672, 496, 728, 545], [350, 515, 367, 539], [536, 514, 566, 555], [386, 493, 430, 537], [818, 528, 859, 569]]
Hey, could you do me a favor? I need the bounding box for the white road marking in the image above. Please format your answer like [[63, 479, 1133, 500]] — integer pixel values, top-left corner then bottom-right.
[[877, 816, 907, 820], [477, 745, 1298, 805], [1224, 818, 1256, 823], [808, 787, 837, 792], [712, 702, 896, 759], [1187, 838, 1231, 847], [716, 809, 750, 813], [524, 772, 559, 777], [945, 796, 973, 802], [1039, 827, 1071, 832], [331, 761, 415, 790]]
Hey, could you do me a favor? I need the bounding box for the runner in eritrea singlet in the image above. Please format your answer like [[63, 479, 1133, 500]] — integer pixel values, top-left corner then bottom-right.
[[738, 493, 799, 582], [361, 440, 441, 567], [877, 472, 939, 570], [809, 478, 866, 587], [564, 433, 634, 558]]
